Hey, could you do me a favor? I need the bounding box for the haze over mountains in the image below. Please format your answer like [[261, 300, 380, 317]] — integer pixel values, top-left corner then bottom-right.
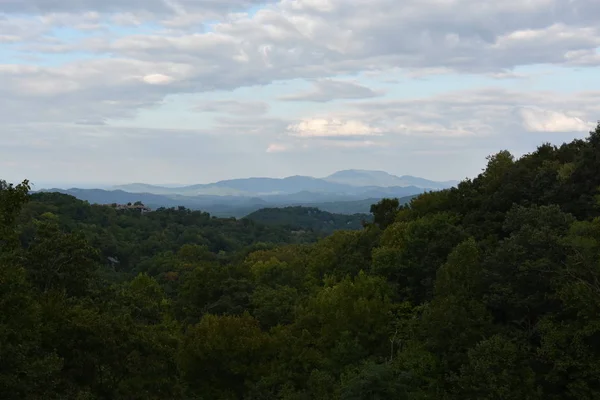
[[112, 170, 457, 196], [39, 170, 458, 217]]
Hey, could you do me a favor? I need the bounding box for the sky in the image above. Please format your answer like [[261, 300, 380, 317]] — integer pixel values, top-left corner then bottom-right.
[[1, 0, 600, 187]]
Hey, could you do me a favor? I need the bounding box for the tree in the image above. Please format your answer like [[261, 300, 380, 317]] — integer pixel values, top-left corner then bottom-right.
[[455, 335, 541, 400], [250, 284, 299, 328], [372, 212, 466, 304], [370, 198, 400, 230], [417, 239, 493, 375], [0, 179, 30, 250], [0, 262, 62, 399], [340, 361, 408, 400], [22, 213, 99, 297], [178, 313, 270, 399]]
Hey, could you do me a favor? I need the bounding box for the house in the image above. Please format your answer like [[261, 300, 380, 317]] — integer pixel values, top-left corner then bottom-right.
[[105, 202, 152, 213]]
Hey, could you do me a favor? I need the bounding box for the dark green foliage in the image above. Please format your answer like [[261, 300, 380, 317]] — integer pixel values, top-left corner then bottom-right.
[[178, 313, 270, 399], [339, 361, 408, 399], [19, 192, 319, 275], [2, 122, 600, 399], [313, 195, 416, 214], [0, 179, 30, 251], [0, 263, 62, 400], [245, 206, 369, 234], [370, 198, 400, 229]]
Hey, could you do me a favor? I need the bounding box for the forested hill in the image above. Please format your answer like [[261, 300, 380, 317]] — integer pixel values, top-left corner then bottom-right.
[[2, 124, 600, 399], [245, 206, 370, 233], [13, 191, 320, 274]]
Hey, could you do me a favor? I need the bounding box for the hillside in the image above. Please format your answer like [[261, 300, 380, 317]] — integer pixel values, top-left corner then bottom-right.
[[245, 206, 371, 233], [3, 123, 600, 399], [35, 189, 420, 217], [298, 194, 417, 214], [11, 191, 320, 273]]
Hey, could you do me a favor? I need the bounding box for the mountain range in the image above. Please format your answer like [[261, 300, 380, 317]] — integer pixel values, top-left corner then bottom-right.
[[38, 170, 458, 217], [111, 170, 457, 196]]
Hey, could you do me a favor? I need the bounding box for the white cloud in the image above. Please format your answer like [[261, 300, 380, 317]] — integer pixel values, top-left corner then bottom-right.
[[142, 73, 174, 85], [320, 140, 383, 149], [284, 88, 600, 142], [397, 123, 479, 137], [194, 100, 269, 115], [288, 118, 382, 138], [0, 0, 278, 19], [2, 0, 600, 127], [519, 107, 595, 132], [491, 23, 600, 65], [266, 143, 288, 152], [279, 79, 382, 102]]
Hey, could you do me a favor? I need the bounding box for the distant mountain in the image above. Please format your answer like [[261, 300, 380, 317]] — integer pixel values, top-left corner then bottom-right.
[[324, 169, 458, 189], [111, 170, 457, 197], [37, 169, 444, 218], [112, 176, 355, 196], [106, 183, 176, 195]]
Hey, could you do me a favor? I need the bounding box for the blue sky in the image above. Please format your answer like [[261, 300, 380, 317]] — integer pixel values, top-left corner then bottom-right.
[[1, 0, 600, 187]]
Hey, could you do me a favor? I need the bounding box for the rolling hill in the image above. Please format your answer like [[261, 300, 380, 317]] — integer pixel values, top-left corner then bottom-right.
[[34, 189, 418, 218], [245, 206, 371, 233], [35, 170, 448, 217]]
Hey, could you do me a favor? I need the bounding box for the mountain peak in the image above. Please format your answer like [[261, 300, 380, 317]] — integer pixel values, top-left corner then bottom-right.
[[326, 169, 393, 177], [324, 169, 448, 189]]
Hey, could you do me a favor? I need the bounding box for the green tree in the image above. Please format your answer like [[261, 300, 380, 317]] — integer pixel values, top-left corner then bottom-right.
[[455, 335, 541, 400], [0, 262, 62, 399], [0, 179, 30, 251], [340, 361, 408, 400], [372, 212, 466, 304], [22, 213, 99, 297], [370, 198, 400, 230], [178, 313, 270, 399]]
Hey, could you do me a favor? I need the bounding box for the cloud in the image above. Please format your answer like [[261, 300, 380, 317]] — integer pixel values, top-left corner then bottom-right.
[[0, 59, 196, 124], [489, 23, 600, 66], [284, 88, 600, 143], [193, 100, 269, 116], [2, 0, 600, 184], [142, 73, 175, 85], [397, 123, 479, 137], [287, 118, 382, 138], [3, 0, 600, 126], [2, 87, 599, 185], [209, 115, 288, 135], [75, 119, 107, 126], [0, 0, 277, 19], [0, 14, 54, 42], [319, 140, 383, 149], [279, 79, 382, 102], [519, 107, 595, 132], [266, 143, 288, 153]]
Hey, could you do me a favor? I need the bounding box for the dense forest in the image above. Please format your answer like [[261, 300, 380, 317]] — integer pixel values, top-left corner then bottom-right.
[[245, 206, 370, 233], [2, 123, 600, 399]]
